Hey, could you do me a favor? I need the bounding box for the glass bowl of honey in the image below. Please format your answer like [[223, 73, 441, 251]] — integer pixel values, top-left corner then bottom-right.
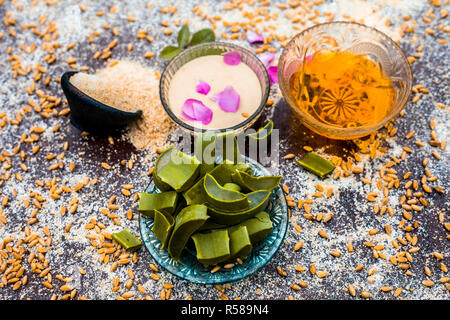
[[278, 22, 413, 140]]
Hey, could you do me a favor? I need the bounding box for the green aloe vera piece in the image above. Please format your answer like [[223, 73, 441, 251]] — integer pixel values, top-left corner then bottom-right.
[[167, 204, 209, 262], [223, 183, 242, 192], [152, 209, 175, 249], [153, 147, 176, 191], [207, 190, 271, 225], [194, 132, 216, 177], [297, 151, 335, 179], [204, 173, 249, 212], [191, 229, 230, 266], [197, 220, 227, 232], [182, 180, 208, 207], [172, 196, 187, 218], [138, 191, 178, 218], [248, 120, 274, 141], [112, 228, 142, 252], [157, 151, 200, 192], [232, 170, 282, 192], [234, 162, 252, 175], [217, 132, 242, 164], [228, 225, 252, 261], [183, 163, 236, 205], [231, 211, 272, 244]]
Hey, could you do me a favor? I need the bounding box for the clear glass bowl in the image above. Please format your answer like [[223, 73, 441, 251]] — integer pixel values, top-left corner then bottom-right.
[[159, 42, 271, 135], [278, 22, 413, 140]]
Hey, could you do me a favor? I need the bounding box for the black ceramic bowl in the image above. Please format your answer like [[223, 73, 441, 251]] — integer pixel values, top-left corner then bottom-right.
[[60, 71, 142, 135]]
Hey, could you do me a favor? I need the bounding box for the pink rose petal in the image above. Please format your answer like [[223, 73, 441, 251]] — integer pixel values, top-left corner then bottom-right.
[[181, 99, 213, 125], [246, 30, 264, 44], [267, 65, 278, 85], [258, 52, 276, 67], [195, 79, 211, 95], [223, 51, 241, 66], [212, 86, 240, 112]]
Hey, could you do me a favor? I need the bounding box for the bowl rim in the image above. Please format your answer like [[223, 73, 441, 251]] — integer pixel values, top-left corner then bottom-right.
[[61, 71, 143, 117], [277, 21, 413, 139], [159, 41, 271, 134]]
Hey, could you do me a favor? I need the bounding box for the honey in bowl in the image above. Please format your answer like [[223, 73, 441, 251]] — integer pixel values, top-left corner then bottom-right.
[[289, 51, 396, 129]]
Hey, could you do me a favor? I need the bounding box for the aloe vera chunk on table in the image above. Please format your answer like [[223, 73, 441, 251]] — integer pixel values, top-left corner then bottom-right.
[[112, 228, 142, 252], [297, 151, 335, 179]]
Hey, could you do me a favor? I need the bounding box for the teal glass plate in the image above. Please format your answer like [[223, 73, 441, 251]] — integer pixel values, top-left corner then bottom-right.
[[139, 156, 288, 284]]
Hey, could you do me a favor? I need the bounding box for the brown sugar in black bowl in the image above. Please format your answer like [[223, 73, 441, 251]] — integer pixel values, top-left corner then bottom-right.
[[60, 71, 142, 135]]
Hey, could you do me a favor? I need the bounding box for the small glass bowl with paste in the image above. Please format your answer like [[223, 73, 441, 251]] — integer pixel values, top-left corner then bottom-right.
[[159, 42, 271, 134]]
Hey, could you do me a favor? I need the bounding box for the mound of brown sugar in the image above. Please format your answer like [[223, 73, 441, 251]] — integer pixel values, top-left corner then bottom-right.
[[70, 60, 175, 150]]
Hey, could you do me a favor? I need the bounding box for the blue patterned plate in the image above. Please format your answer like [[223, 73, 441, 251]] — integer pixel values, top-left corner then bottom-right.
[[139, 156, 288, 284]]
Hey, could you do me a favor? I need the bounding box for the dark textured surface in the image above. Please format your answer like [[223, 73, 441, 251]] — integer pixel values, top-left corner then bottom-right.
[[0, 0, 448, 300]]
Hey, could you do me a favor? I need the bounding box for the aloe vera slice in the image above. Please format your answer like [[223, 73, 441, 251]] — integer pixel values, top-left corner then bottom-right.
[[217, 132, 242, 164], [223, 183, 242, 192], [183, 163, 236, 205], [138, 191, 178, 218], [157, 151, 200, 192], [231, 211, 272, 244], [152, 209, 174, 249], [232, 170, 282, 192], [248, 120, 274, 141], [112, 228, 142, 252], [153, 147, 176, 191], [204, 173, 249, 212], [297, 151, 335, 179], [228, 225, 252, 261], [191, 229, 230, 266], [167, 204, 209, 262], [172, 196, 187, 218], [194, 132, 216, 177], [198, 220, 228, 231], [234, 162, 252, 175], [183, 177, 207, 206], [207, 190, 271, 225]]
